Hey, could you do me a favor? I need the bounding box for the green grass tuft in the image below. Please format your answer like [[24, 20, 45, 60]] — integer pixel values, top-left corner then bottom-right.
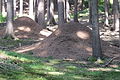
[[0, 50, 119, 80]]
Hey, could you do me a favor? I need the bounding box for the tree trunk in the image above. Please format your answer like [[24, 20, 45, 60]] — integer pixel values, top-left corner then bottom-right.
[[54, 0, 58, 12], [118, 0, 120, 48], [19, 0, 23, 16], [37, 0, 46, 28], [5, 0, 15, 38], [47, 0, 50, 23], [91, 0, 102, 58], [64, 0, 70, 22], [89, 0, 92, 24], [104, 0, 109, 26], [58, 0, 65, 26], [78, 0, 84, 11], [74, 0, 79, 22], [29, 0, 34, 19], [35, 0, 38, 22], [108, 0, 111, 14], [0, 0, 2, 13], [64, 0, 67, 22], [2, 0, 7, 16], [113, 0, 119, 31], [46, 0, 56, 25], [14, 0, 16, 17]]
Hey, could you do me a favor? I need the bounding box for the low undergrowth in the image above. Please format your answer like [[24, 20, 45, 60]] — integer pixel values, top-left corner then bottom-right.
[[0, 50, 119, 80], [0, 38, 38, 50]]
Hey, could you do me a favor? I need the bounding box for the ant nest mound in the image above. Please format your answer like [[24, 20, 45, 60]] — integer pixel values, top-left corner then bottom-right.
[[33, 22, 92, 60], [13, 16, 42, 39]]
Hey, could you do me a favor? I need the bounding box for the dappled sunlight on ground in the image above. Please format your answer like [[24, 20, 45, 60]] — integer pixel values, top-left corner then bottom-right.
[[74, 61, 88, 64], [47, 72, 65, 75], [17, 26, 31, 32], [85, 47, 92, 52], [0, 52, 8, 59], [109, 65, 119, 68], [13, 16, 58, 40], [13, 42, 41, 53], [16, 35, 29, 38], [13, 16, 43, 39], [72, 76, 90, 80], [39, 29, 53, 37], [88, 68, 120, 72], [0, 50, 120, 80], [76, 31, 90, 40]]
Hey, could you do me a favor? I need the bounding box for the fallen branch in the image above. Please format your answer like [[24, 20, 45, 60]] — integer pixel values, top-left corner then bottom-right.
[[102, 56, 119, 67]]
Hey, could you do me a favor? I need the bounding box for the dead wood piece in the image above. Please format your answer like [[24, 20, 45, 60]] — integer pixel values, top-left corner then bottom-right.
[[102, 56, 120, 67]]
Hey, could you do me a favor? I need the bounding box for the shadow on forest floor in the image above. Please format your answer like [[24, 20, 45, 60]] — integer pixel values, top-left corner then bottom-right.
[[0, 20, 119, 79], [0, 50, 120, 80]]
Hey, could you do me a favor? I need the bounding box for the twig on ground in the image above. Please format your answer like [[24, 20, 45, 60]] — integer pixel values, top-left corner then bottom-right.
[[102, 56, 120, 67]]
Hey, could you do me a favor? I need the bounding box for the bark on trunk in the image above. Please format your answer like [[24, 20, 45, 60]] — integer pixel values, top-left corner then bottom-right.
[[104, 0, 109, 26], [29, 0, 34, 19], [89, 0, 92, 24], [113, 0, 119, 31], [58, 0, 65, 26], [64, 0, 70, 22], [14, 0, 16, 17], [37, 0, 46, 28], [5, 0, 15, 38], [0, 0, 2, 13], [91, 0, 102, 58], [74, 0, 79, 22], [19, 0, 23, 16], [47, 0, 56, 25]]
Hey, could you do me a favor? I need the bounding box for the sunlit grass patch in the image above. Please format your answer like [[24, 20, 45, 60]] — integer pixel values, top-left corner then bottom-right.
[[73, 75, 90, 80], [0, 50, 120, 80], [46, 59, 62, 65], [0, 50, 38, 63], [0, 38, 38, 50], [47, 72, 65, 76], [21, 62, 55, 72]]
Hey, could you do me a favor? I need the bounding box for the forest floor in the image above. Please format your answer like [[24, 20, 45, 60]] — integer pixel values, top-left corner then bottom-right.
[[0, 16, 119, 61], [0, 16, 120, 80], [0, 50, 120, 80]]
